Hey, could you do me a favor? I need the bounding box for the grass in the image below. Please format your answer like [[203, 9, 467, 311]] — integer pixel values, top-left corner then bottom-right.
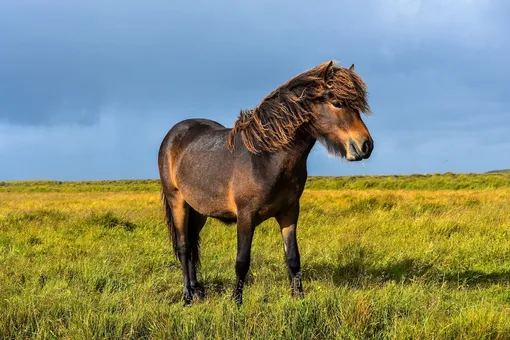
[[0, 175, 509, 339], [487, 169, 510, 174], [2, 172, 510, 193]]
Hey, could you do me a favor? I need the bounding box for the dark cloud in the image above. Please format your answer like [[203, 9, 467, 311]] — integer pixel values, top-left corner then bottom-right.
[[0, 0, 509, 179]]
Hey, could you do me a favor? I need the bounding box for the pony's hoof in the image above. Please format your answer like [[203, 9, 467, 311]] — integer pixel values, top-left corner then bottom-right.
[[192, 289, 204, 303], [291, 276, 304, 298], [183, 293, 193, 307], [292, 290, 305, 299], [231, 293, 243, 305]]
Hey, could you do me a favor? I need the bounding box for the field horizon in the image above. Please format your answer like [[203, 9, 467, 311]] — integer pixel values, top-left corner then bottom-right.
[[1, 173, 509, 339], [2, 171, 510, 193]]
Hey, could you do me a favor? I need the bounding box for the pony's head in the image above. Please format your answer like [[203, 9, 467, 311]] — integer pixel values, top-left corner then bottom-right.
[[228, 60, 373, 161], [312, 61, 373, 161]]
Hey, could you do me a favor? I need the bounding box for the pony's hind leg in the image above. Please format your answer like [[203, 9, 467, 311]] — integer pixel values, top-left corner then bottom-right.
[[276, 204, 304, 298], [187, 208, 207, 302], [167, 192, 194, 305]]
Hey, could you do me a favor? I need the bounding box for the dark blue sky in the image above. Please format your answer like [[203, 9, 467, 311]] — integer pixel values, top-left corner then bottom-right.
[[1, 0, 509, 180]]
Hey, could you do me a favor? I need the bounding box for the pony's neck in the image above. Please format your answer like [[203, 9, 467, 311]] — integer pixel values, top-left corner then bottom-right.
[[275, 126, 317, 170]]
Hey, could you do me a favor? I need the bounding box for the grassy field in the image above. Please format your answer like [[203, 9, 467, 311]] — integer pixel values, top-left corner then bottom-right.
[[1, 174, 509, 339]]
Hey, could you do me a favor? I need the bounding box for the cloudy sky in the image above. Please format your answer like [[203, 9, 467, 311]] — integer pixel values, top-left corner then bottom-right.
[[0, 0, 509, 180]]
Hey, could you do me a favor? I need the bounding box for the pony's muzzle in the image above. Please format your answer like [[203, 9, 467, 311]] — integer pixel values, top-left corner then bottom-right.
[[347, 138, 373, 161]]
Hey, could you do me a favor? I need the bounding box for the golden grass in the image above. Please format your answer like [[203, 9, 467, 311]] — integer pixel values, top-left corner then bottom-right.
[[1, 181, 509, 339]]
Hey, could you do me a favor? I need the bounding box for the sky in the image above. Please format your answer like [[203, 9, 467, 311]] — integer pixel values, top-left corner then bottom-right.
[[0, 0, 509, 180]]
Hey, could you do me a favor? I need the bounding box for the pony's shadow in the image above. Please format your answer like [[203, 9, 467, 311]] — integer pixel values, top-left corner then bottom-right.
[[202, 277, 230, 295], [189, 258, 508, 300], [303, 258, 510, 288], [200, 274, 257, 297]]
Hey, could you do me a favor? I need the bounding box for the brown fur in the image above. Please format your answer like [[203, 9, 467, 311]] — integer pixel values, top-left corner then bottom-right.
[[227, 61, 370, 154], [158, 62, 374, 305]]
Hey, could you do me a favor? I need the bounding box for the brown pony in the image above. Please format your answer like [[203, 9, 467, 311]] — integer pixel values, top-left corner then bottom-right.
[[158, 61, 373, 305]]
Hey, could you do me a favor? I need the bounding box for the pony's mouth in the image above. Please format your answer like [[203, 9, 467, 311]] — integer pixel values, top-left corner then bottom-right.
[[319, 134, 373, 161], [347, 140, 372, 161]]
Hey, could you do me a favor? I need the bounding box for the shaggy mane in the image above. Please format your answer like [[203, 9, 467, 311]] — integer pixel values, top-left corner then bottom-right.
[[227, 61, 370, 154]]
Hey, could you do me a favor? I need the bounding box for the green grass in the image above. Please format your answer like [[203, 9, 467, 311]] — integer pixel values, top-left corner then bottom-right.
[[1, 178, 509, 339], [487, 169, 510, 174], [2, 172, 510, 193], [0, 179, 161, 193], [305, 172, 510, 190]]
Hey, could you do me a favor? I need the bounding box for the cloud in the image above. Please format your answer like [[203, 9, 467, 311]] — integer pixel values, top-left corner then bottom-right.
[[375, 0, 501, 40], [2, 0, 506, 126], [0, 110, 161, 180], [0, 0, 509, 179]]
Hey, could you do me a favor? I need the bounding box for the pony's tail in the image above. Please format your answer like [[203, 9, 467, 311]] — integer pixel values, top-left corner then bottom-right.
[[162, 190, 178, 259]]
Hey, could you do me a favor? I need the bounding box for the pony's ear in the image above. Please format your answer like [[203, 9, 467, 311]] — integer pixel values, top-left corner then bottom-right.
[[323, 61, 334, 82], [349, 64, 355, 71]]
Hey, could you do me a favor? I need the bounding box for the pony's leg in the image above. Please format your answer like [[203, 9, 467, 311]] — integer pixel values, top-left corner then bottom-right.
[[187, 208, 207, 301], [232, 214, 255, 305], [276, 204, 304, 298], [169, 193, 193, 305]]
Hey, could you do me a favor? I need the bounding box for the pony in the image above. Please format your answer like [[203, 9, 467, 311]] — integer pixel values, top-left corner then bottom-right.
[[158, 61, 374, 305]]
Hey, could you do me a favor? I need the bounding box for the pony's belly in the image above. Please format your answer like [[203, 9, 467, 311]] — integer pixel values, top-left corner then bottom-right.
[[195, 204, 238, 223], [197, 203, 237, 221], [181, 188, 237, 220], [174, 162, 237, 219]]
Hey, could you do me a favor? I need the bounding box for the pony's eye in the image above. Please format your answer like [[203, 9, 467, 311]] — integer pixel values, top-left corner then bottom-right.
[[332, 102, 343, 108]]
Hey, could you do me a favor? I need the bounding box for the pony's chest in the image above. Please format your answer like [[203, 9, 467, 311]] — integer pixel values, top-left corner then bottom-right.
[[258, 176, 306, 210], [275, 176, 306, 196]]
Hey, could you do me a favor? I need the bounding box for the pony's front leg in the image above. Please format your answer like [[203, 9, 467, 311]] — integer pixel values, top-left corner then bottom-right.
[[232, 215, 255, 305], [276, 204, 304, 298]]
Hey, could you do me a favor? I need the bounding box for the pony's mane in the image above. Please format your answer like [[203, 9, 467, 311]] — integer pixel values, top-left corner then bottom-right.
[[227, 61, 370, 154]]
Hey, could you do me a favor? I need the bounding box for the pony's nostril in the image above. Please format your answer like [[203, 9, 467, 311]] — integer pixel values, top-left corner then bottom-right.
[[362, 140, 371, 154]]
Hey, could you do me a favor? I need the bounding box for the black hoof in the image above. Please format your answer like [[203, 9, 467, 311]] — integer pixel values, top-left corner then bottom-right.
[[192, 288, 204, 303], [232, 280, 244, 305], [292, 290, 305, 299], [183, 292, 193, 307], [231, 293, 243, 305], [291, 276, 304, 298]]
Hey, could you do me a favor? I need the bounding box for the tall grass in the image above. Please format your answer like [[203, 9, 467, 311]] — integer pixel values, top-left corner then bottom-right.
[[0, 179, 509, 338]]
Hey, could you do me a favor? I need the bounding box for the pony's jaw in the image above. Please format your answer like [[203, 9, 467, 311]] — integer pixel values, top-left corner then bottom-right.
[[317, 135, 348, 159]]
